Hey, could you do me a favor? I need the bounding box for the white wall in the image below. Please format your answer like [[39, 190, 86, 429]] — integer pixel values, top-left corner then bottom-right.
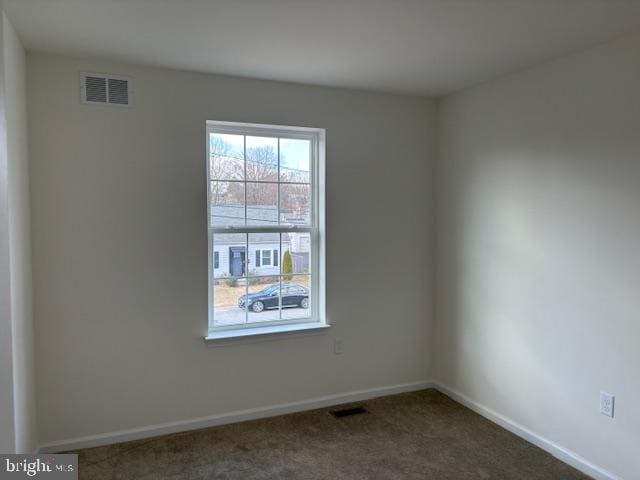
[[436, 32, 640, 480], [27, 53, 436, 445], [0, 2, 16, 453], [0, 8, 36, 454], [4, 11, 36, 454]]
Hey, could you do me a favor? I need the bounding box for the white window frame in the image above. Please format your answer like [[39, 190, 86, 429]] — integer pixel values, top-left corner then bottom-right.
[[205, 121, 327, 342]]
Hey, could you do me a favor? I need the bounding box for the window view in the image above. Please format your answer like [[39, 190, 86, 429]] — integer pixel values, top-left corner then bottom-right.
[[207, 122, 324, 332]]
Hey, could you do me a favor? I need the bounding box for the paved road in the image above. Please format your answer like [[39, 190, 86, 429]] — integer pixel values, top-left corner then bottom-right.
[[215, 305, 311, 325]]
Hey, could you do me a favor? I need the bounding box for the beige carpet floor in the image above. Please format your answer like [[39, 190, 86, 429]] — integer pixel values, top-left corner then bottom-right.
[[71, 389, 591, 480]]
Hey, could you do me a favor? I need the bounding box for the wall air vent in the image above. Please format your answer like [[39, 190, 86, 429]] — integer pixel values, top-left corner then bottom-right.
[[80, 72, 133, 107], [330, 406, 369, 418]]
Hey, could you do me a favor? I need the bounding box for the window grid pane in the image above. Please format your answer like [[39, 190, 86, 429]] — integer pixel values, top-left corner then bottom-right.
[[282, 275, 311, 321], [277, 138, 280, 230], [210, 133, 244, 181], [246, 136, 278, 182], [280, 138, 311, 183], [247, 275, 281, 324]]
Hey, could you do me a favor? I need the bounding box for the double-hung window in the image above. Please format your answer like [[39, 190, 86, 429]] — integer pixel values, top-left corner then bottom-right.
[[206, 121, 326, 339], [261, 249, 272, 266]]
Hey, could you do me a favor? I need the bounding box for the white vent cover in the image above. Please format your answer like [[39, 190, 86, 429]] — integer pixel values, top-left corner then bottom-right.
[[80, 72, 133, 106]]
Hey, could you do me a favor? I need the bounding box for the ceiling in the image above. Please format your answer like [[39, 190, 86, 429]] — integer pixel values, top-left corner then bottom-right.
[[5, 0, 640, 96]]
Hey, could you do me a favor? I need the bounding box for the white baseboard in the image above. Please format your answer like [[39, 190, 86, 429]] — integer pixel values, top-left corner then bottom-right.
[[38, 380, 433, 453], [432, 382, 622, 480]]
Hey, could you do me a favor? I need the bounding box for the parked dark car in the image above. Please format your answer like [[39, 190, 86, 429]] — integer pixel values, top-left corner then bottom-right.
[[238, 283, 309, 313]]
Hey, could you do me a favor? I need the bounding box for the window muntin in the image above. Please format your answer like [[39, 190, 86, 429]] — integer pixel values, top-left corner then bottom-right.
[[207, 121, 324, 333]]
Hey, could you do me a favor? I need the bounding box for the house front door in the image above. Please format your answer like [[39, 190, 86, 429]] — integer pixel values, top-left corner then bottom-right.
[[229, 247, 246, 276]]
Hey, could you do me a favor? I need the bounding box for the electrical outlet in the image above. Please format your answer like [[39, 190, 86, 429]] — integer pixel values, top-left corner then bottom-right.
[[600, 392, 615, 418], [333, 338, 344, 355]]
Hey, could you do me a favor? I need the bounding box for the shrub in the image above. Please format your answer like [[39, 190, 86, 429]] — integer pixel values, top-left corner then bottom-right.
[[247, 270, 261, 285], [221, 273, 238, 287], [282, 250, 293, 281]]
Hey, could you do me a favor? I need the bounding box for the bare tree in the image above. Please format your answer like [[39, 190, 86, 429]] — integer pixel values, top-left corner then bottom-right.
[[246, 145, 278, 206], [246, 145, 277, 180], [210, 136, 244, 204]]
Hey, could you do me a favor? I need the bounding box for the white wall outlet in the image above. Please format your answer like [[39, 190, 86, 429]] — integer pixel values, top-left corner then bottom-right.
[[333, 338, 344, 355], [600, 392, 615, 418]]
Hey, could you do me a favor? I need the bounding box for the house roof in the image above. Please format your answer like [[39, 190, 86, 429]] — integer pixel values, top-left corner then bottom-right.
[[211, 205, 309, 247], [211, 205, 278, 227], [214, 233, 291, 245], [211, 206, 289, 245]]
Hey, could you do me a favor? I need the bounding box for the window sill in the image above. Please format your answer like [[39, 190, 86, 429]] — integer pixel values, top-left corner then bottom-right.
[[204, 322, 330, 347]]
